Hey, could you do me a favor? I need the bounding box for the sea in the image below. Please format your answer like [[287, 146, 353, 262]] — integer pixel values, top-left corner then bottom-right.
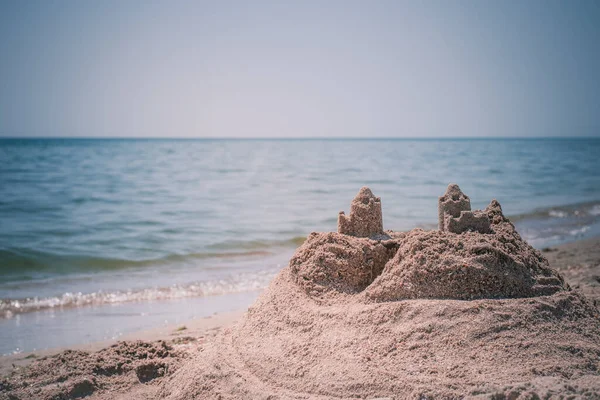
[[1, 138, 599, 354]]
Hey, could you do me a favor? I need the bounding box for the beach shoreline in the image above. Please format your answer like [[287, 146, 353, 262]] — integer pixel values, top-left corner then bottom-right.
[[541, 235, 600, 304], [2, 234, 599, 398], [0, 310, 244, 378]]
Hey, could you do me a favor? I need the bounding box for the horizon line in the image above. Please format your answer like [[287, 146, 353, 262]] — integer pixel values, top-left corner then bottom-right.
[[0, 136, 599, 141]]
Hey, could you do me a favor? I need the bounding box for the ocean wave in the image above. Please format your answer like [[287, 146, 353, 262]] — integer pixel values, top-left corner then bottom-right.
[[510, 200, 600, 221], [0, 236, 306, 277], [569, 226, 591, 236], [514, 200, 600, 248], [0, 248, 283, 279], [0, 270, 277, 318], [548, 210, 567, 218], [205, 236, 306, 251]]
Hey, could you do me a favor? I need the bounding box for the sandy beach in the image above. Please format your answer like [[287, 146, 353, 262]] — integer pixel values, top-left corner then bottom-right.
[[0, 311, 244, 378], [2, 187, 600, 399], [541, 237, 600, 304], [2, 0, 600, 397]]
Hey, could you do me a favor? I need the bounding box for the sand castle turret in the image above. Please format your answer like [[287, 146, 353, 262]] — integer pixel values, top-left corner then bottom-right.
[[438, 184, 491, 234], [338, 187, 383, 237], [438, 184, 471, 230]]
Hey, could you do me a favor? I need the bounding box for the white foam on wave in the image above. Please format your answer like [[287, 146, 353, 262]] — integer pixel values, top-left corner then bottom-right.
[[589, 204, 600, 216], [548, 210, 567, 218], [569, 226, 590, 236], [0, 269, 277, 318]]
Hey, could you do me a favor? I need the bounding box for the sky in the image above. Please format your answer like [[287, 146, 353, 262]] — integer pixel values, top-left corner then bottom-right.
[[0, 0, 599, 138]]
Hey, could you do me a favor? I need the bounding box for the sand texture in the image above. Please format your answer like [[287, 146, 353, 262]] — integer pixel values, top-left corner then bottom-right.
[[159, 186, 600, 399], [543, 237, 600, 305], [0, 313, 237, 400], [338, 187, 384, 238], [0, 341, 189, 400], [3, 185, 600, 399]]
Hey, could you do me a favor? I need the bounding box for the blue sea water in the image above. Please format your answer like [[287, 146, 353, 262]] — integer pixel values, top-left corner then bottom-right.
[[1, 138, 599, 353]]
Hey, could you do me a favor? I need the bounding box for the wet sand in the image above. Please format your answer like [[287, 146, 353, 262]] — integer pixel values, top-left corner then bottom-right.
[[542, 236, 600, 304], [0, 311, 243, 380]]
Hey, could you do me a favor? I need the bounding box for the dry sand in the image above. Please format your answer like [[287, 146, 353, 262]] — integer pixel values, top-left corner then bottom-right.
[[0, 312, 242, 400], [2, 186, 600, 399]]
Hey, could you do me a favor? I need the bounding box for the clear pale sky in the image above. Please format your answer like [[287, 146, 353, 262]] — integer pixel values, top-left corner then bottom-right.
[[1, 0, 599, 138]]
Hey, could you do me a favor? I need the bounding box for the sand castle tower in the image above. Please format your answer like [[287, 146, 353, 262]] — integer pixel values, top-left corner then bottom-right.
[[338, 187, 383, 237], [438, 184, 491, 234], [438, 184, 471, 230]]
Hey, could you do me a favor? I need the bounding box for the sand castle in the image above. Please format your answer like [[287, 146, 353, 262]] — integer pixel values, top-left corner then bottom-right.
[[438, 183, 471, 230], [337, 186, 384, 237], [293, 184, 565, 301], [438, 183, 491, 234], [161, 185, 600, 399], [338, 183, 491, 237]]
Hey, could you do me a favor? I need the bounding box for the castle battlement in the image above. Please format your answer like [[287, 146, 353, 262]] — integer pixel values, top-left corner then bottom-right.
[[438, 184, 491, 234], [338, 187, 383, 238], [444, 210, 491, 234]]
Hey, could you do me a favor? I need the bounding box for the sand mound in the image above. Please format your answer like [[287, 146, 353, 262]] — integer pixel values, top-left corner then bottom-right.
[[289, 232, 398, 298], [291, 190, 565, 302], [364, 200, 566, 302], [1, 340, 190, 400], [161, 185, 600, 399]]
